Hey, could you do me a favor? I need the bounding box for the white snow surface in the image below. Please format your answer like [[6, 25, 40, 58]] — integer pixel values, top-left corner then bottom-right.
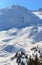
[[33, 11, 42, 20], [0, 26, 42, 65]]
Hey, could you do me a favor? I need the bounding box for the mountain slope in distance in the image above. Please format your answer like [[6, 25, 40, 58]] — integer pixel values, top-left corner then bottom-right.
[[0, 5, 42, 30]]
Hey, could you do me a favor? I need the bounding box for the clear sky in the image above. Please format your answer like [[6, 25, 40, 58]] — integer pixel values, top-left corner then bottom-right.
[[0, 0, 42, 10]]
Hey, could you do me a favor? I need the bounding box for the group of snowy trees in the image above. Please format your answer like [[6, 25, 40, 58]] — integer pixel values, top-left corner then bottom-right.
[[15, 51, 28, 65], [16, 51, 42, 65], [11, 51, 42, 65]]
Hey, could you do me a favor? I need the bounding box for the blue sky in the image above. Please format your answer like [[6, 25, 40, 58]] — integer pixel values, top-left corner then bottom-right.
[[0, 0, 42, 10]]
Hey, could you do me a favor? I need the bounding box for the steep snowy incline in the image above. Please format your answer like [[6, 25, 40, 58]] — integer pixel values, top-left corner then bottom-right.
[[0, 5, 42, 30], [0, 26, 42, 52], [0, 26, 42, 65]]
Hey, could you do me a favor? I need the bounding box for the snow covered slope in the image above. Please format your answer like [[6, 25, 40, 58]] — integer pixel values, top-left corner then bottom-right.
[[0, 5, 42, 65], [0, 26, 42, 65], [0, 5, 42, 30], [33, 8, 42, 20]]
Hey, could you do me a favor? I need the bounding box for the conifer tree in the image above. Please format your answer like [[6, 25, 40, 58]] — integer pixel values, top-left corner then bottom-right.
[[28, 56, 34, 65], [34, 54, 39, 65]]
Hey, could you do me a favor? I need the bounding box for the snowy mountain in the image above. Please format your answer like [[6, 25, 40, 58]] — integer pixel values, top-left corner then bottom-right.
[[0, 5, 42, 65], [0, 5, 42, 30]]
